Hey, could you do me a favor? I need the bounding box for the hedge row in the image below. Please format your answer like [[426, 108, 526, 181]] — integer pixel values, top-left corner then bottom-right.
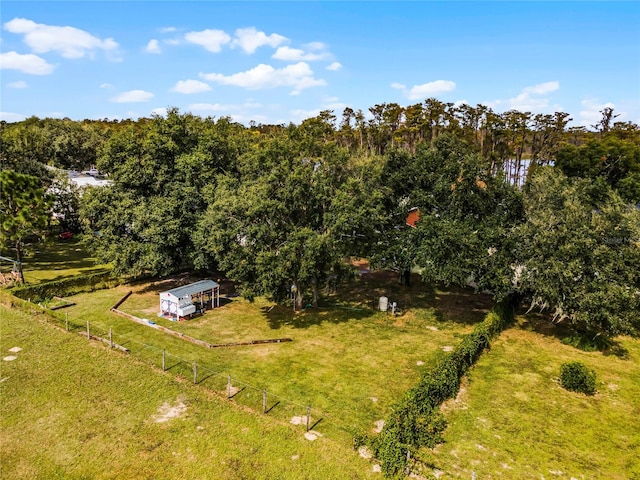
[[10, 270, 121, 302], [373, 299, 515, 478]]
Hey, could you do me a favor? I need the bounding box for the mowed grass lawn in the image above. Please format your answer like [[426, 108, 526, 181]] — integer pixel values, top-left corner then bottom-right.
[[16, 237, 111, 283], [40, 270, 491, 439], [0, 306, 377, 480], [428, 315, 640, 479]]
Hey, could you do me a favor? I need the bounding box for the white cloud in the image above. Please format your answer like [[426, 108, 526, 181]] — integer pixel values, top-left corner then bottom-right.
[[151, 107, 168, 116], [523, 81, 559, 95], [171, 79, 211, 94], [484, 81, 561, 113], [326, 62, 342, 71], [232, 27, 287, 54], [100, 82, 113, 89], [579, 98, 616, 128], [508, 92, 550, 111], [392, 80, 455, 100], [110, 90, 154, 103], [272, 46, 329, 62], [454, 99, 469, 108], [7, 80, 28, 88], [304, 41, 326, 51], [189, 103, 233, 112], [4, 17, 119, 60], [145, 39, 161, 54], [0, 51, 54, 75], [0, 111, 26, 122], [406, 80, 456, 100], [160, 27, 177, 33], [185, 29, 231, 52], [291, 108, 322, 122], [508, 81, 560, 111], [200, 62, 326, 94]]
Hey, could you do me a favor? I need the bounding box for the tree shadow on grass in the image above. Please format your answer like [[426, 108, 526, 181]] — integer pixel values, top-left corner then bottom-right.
[[22, 238, 100, 271], [516, 309, 630, 359], [262, 303, 374, 330], [432, 285, 494, 326]]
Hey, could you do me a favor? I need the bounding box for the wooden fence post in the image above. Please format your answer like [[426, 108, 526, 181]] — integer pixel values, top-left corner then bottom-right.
[[162, 350, 166, 371], [227, 375, 231, 399], [306, 406, 311, 432], [109, 328, 113, 348], [86, 321, 90, 339], [65, 312, 69, 332], [193, 362, 197, 384], [263, 389, 267, 413]]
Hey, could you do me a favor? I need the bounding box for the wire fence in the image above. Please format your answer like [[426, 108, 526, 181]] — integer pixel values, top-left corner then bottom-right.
[[14, 300, 363, 441]]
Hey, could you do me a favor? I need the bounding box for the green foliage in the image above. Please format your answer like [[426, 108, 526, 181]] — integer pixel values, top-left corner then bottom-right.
[[0, 170, 52, 264], [517, 167, 640, 336], [194, 135, 387, 307], [374, 301, 513, 477], [378, 134, 524, 296], [11, 271, 118, 302], [560, 361, 597, 395]]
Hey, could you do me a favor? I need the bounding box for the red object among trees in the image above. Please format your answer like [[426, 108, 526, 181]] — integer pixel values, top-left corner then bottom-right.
[[406, 208, 421, 228]]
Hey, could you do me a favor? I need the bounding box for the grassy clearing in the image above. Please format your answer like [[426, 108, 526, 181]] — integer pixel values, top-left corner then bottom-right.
[[0, 305, 378, 480], [16, 237, 110, 284], [425, 315, 640, 479], [32, 269, 491, 440]]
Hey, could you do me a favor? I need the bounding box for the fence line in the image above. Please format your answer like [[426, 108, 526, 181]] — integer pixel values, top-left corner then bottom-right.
[[0, 292, 385, 440], [52, 310, 334, 435]]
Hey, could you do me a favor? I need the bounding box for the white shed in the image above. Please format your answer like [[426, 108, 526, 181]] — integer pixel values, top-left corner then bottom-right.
[[159, 279, 220, 321]]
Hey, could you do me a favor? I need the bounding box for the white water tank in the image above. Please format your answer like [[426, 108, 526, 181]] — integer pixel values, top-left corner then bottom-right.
[[379, 296, 388, 312]]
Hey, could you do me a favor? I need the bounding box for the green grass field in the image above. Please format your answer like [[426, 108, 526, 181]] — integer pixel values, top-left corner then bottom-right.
[[14, 237, 111, 284], [424, 315, 640, 479], [7, 240, 639, 478], [45, 270, 489, 440], [0, 305, 378, 480]]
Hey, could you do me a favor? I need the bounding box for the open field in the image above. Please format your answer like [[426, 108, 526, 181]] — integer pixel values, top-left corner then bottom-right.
[[0, 305, 377, 480], [46, 269, 491, 439], [9, 240, 638, 478], [426, 315, 640, 479], [9, 237, 111, 284]]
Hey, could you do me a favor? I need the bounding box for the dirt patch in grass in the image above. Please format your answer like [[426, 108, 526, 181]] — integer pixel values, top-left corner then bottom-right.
[[440, 379, 468, 414], [373, 420, 385, 433], [153, 398, 188, 423]]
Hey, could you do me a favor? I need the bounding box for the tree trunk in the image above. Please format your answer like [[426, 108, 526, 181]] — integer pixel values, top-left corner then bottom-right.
[[15, 240, 25, 284], [312, 276, 319, 307], [399, 268, 411, 286], [295, 288, 304, 310]]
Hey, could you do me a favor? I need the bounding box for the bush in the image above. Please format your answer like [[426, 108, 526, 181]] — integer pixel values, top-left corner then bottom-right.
[[560, 361, 597, 395], [11, 271, 118, 302], [373, 298, 515, 477]]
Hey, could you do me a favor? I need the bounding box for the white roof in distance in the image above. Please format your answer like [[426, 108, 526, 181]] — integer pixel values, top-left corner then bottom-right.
[[161, 279, 220, 300]]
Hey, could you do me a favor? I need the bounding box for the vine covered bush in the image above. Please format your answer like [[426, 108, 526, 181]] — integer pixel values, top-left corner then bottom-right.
[[373, 300, 514, 478], [11, 271, 118, 303], [560, 361, 597, 395]]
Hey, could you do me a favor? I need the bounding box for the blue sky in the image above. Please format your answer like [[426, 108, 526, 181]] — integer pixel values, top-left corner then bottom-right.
[[1, 1, 639, 127]]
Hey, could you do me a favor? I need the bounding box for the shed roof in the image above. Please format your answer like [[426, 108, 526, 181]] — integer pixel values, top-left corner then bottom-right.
[[162, 279, 220, 299]]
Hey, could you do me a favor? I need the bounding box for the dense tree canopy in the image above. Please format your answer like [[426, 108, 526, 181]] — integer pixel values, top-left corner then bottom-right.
[[0, 170, 51, 268], [2, 104, 639, 337]]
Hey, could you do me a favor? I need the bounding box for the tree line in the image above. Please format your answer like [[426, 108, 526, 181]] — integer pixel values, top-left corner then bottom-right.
[[1, 103, 639, 337]]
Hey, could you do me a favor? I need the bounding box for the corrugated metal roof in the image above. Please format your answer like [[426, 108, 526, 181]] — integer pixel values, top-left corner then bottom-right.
[[162, 279, 220, 299]]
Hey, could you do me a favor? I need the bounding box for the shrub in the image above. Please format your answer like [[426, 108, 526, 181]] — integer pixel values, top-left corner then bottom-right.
[[373, 298, 515, 477], [560, 361, 597, 395], [11, 271, 119, 302]]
